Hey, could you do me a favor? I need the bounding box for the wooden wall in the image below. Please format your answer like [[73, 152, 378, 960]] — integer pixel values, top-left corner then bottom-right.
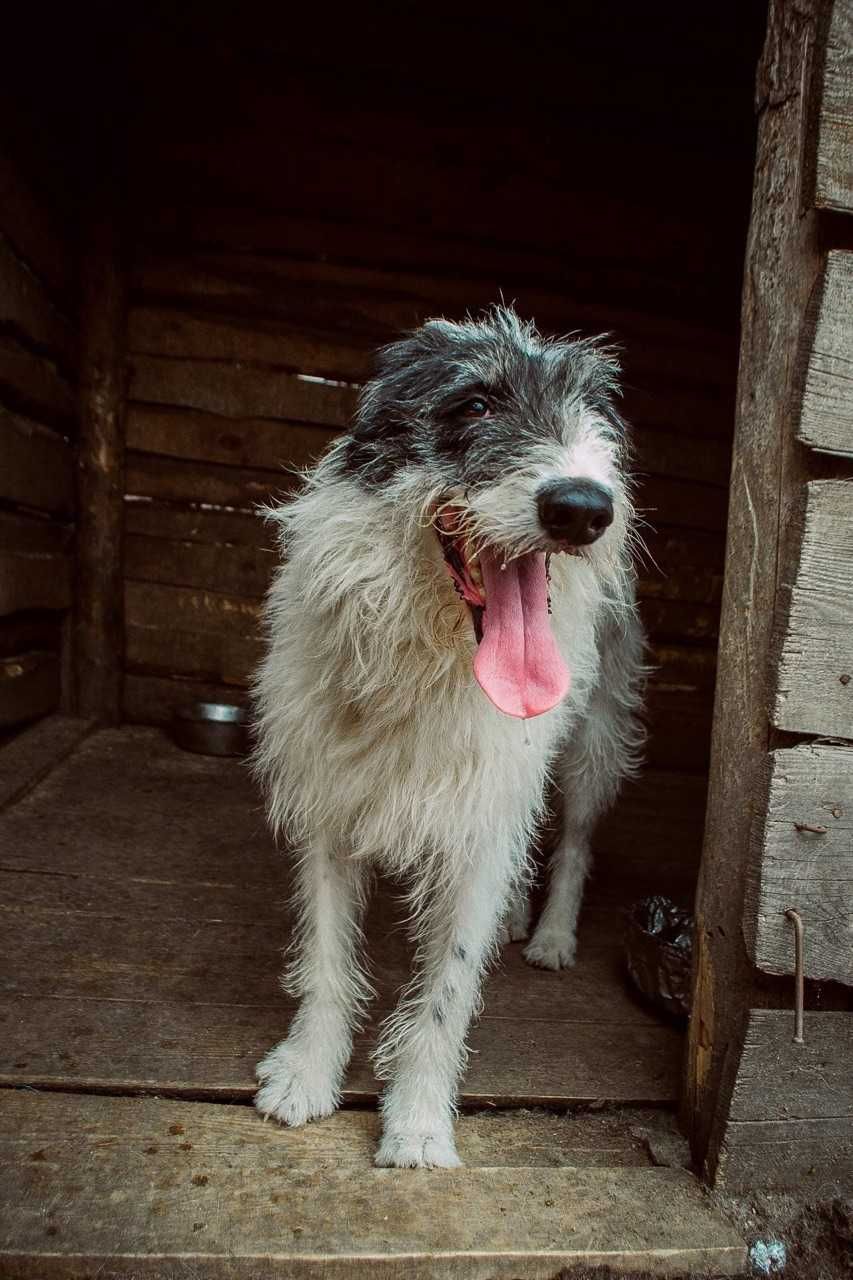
[[686, 0, 853, 1191], [118, 50, 757, 821], [0, 150, 77, 731]]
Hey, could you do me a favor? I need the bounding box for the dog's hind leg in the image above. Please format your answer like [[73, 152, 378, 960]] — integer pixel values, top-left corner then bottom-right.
[[373, 847, 517, 1168], [523, 612, 645, 971], [255, 834, 371, 1126]]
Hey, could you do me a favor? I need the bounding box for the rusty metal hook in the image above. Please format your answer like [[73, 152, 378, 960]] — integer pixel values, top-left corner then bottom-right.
[[784, 908, 805, 1046]]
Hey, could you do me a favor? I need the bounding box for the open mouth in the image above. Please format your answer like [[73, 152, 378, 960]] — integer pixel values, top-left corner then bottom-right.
[[434, 508, 572, 720]]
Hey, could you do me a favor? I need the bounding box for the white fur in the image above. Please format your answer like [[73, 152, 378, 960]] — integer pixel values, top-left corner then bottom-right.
[[252, 437, 643, 1167]]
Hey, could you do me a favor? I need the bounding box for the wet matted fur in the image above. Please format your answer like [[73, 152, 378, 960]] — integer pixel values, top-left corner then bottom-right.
[[252, 306, 646, 1168]]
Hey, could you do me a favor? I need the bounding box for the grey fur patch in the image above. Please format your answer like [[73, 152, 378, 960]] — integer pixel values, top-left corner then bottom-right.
[[341, 305, 625, 489]]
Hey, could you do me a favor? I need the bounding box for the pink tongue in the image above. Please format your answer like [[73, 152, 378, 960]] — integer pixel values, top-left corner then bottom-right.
[[473, 548, 571, 718]]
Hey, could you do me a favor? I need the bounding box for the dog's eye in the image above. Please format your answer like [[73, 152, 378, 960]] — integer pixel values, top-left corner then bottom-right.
[[460, 397, 491, 418]]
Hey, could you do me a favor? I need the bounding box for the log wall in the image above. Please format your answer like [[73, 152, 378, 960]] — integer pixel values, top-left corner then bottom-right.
[[0, 150, 77, 730]]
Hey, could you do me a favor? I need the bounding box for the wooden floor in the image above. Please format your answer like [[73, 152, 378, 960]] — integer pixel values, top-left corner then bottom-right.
[[0, 720, 744, 1277], [0, 722, 694, 1105]]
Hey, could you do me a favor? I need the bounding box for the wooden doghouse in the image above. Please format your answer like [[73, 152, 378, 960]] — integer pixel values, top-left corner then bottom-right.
[[0, 0, 851, 1273]]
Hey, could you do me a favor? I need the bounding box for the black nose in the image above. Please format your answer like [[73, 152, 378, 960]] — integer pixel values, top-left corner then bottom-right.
[[536, 479, 614, 545]]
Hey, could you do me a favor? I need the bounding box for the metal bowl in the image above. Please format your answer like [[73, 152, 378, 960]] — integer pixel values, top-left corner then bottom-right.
[[170, 701, 251, 757]]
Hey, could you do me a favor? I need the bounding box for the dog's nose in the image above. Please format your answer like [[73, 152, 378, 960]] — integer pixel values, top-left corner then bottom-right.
[[536, 479, 614, 545]]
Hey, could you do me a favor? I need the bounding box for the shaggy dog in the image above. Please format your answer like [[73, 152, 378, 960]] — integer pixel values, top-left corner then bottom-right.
[[252, 306, 645, 1168]]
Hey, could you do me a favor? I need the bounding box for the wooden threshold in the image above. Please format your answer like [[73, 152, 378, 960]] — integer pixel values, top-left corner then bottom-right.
[[0, 1091, 746, 1279]]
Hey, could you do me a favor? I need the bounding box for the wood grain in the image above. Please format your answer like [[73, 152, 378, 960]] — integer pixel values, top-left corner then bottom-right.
[[0, 714, 93, 811], [126, 402, 337, 471], [0, 409, 75, 515], [129, 353, 357, 426], [744, 742, 853, 983], [796, 251, 853, 456], [718, 1009, 853, 1190], [0, 512, 73, 615], [0, 337, 75, 430], [773, 480, 853, 737], [684, 0, 825, 1183], [812, 0, 853, 213], [75, 198, 128, 723], [125, 450, 293, 509], [0, 1093, 746, 1279]]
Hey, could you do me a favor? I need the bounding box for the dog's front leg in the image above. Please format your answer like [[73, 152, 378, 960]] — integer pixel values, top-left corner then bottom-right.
[[373, 849, 515, 1169], [255, 836, 370, 1126]]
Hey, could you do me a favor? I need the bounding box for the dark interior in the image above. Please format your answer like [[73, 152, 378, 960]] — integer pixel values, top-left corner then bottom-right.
[[1, 2, 767, 1105]]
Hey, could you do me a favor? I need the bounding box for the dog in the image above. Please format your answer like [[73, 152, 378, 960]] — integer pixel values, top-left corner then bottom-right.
[[251, 305, 645, 1168]]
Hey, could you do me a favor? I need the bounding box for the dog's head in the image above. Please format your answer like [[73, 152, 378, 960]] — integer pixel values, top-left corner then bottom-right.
[[341, 306, 634, 719]]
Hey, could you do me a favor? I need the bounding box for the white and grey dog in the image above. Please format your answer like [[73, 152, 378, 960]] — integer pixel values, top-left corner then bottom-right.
[[252, 306, 645, 1169]]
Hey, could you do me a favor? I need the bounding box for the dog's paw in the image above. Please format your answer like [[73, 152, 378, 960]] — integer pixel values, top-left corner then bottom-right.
[[375, 1131, 462, 1169], [523, 928, 577, 971], [254, 1044, 339, 1127]]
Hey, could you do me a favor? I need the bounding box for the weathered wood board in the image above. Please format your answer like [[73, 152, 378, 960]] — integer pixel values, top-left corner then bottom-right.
[[0, 1093, 746, 1279], [812, 0, 853, 213], [797, 251, 853, 456], [129, 353, 357, 426], [745, 742, 853, 984], [0, 409, 74, 515], [719, 1010, 853, 1190], [773, 480, 853, 737], [0, 714, 93, 811], [0, 512, 73, 616]]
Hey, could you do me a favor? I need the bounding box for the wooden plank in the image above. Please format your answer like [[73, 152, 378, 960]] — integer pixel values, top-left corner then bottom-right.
[[125, 624, 263, 684], [0, 236, 74, 370], [796, 251, 853, 456], [719, 1117, 853, 1192], [125, 402, 337, 470], [0, 1094, 746, 1280], [718, 1010, 853, 1190], [0, 149, 71, 300], [0, 715, 93, 811], [727, 1010, 853, 1122], [75, 199, 128, 723], [744, 743, 853, 983], [0, 513, 73, 616], [773, 481, 853, 737], [125, 531, 276, 598], [125, 451, 291, 509], [130, 354, 357, 427], [124, 580, 261, 638], [129, 302, 373, 382], [0, 409, 74, 514], [0, 337, 75, 430], [684, 0, 824, 1184], [0, 653, 60, 727], [812, 0, 853, 213], [0, 1092, 656, 1172]]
